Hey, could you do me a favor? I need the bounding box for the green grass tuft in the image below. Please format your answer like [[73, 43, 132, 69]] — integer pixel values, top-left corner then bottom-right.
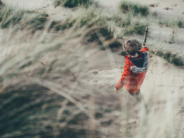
[[120, 1, 149, 16], [150, 50, 184, 66], [26, 13, 48, 30], [0, 5, 48, 31], [0, 0, 3, 5], [123, 21, 148, 35], [85, 27, 114, 47], [158, 18, 184, 28], [177, 20, 184, 28], [0, 7, 23, 28], [54, 0, 94, 8]]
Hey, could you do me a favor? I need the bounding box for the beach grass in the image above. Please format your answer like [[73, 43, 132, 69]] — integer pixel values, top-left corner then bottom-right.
[[0, 5, 48, 30], [158, 18, 184, 28], [53, 0, 95, 8], [150, 49, 184, 66], [120, 1, 149, 16]]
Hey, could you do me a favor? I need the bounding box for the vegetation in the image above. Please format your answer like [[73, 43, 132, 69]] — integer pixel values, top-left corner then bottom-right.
[[53, 0, 94, 8], [47, 6, 148, 49], [0, 0, 3, 5], [158, 18, 184, 28], [0, 25, 125, 137], [120, 1, 149, 16], [0, 5, 48, 30], [25, 13, 48, 30], [150, 49, 184, 66], [0, 3, 149, 42], [123, 21, 148, 35]]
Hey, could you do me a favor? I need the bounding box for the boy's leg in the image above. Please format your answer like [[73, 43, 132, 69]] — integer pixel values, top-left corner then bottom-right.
[[115, 79, 124, 90], [130, 90, 149, 113], [130, 90, 144, 103]]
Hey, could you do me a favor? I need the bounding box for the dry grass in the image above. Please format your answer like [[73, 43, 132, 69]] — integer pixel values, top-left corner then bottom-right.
[[0, 24, 124, 138], [150, 49, 184, 66], [158, 18, 184, 28], [53, 0, 95, 8], [120, 1, 149, 16], [0, 5, 48, 31], [0, 4, 149, 39]]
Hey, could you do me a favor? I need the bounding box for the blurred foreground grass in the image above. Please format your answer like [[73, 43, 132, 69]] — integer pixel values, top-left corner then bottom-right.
[[0, 25, 122, 138]]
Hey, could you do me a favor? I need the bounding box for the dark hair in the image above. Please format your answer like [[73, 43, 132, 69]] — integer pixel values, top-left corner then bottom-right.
[[123, 40, 138, 56]]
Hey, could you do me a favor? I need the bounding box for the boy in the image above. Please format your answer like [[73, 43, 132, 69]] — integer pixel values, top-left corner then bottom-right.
[[114, 40, 149, 103]]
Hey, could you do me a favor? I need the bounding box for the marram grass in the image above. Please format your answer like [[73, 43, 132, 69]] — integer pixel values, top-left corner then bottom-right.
[[120, 1, 149, 16], [0, 5, 48, 30], [53, 0, 95, 8]]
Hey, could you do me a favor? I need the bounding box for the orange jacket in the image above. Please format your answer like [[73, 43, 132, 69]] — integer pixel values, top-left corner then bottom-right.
[[115, 47, 149, 94]]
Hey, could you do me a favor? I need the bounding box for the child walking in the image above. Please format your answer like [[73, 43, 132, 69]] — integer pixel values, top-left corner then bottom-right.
[[114, 40, 149, 104]]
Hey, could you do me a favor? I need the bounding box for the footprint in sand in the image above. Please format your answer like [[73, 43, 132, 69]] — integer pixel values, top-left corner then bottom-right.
[[149, 3, 159, 7], [93, 80, 98, 83], [171, 4, 177, 7], [92, 71, 98, 75], [164, 7, 173, 10], [177, 108, 184, 115]]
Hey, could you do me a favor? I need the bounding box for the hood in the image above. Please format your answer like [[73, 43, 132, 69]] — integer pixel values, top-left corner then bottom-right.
[[129, 51, 149, 73]]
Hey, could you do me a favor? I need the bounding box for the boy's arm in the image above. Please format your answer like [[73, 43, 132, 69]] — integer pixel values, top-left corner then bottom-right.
[[114, 64, 132, 92], [140, 43, 149, 52]]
